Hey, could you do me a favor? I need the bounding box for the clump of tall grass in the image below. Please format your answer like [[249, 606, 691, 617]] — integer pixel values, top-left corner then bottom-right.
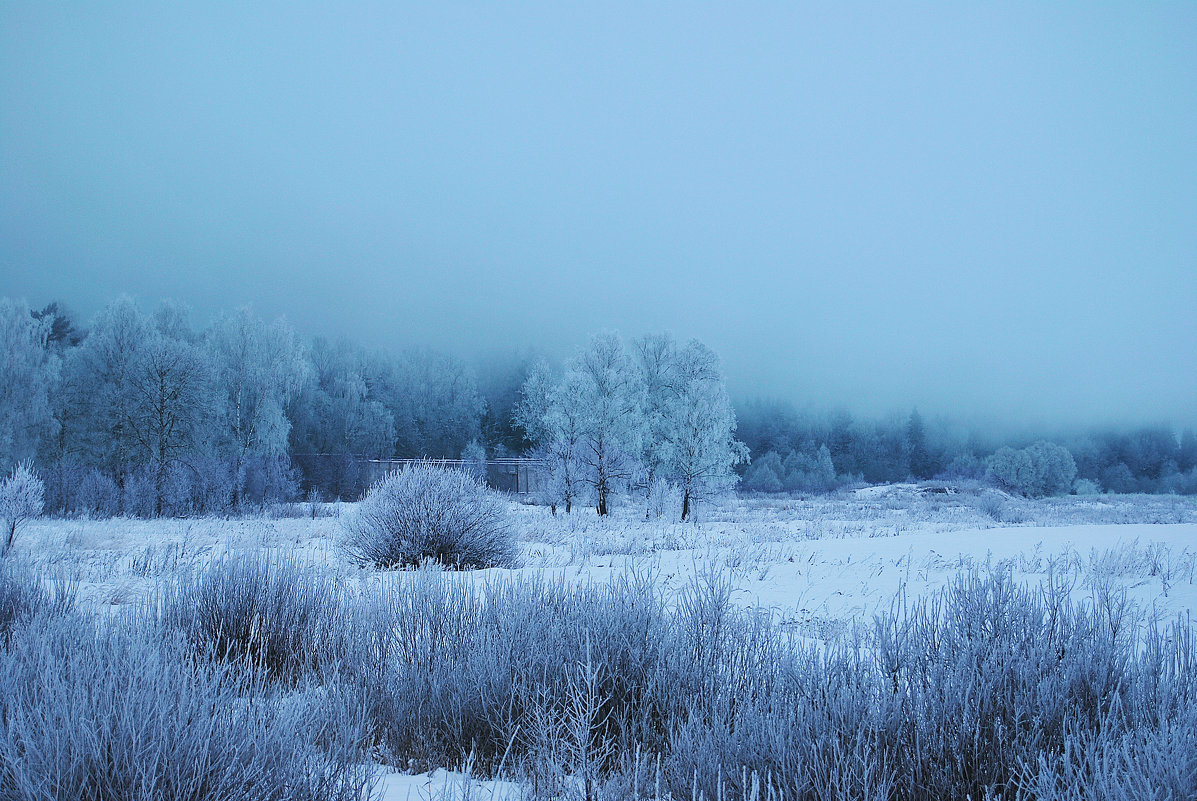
[[0, 612, 374, 801], [335, 564, 1195, 800], [155, 549, 342, 682], [0, 557, 75, 642]]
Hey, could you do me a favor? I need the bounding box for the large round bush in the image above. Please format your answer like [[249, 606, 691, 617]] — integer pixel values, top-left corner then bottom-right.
[[342, 463, 517, 569]]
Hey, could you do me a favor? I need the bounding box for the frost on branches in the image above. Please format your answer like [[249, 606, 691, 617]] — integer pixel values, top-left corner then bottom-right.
[[1, 462, 44, 556], [519, 332, 745, 521]]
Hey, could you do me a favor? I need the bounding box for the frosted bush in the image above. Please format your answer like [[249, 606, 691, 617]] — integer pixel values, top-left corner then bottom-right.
[[1, 461, 44, 556], [342, 462, 517, 569], [0, 558, 47, 640], [331, 563, 1197, 800], [988, 441, 1077, 497], [74, 468, 120, 517], [0, 614, 373, 800], [157, 549, 341, 682]]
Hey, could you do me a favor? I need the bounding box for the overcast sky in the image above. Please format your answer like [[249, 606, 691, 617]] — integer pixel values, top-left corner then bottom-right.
[[2, 3, 1194, 426]]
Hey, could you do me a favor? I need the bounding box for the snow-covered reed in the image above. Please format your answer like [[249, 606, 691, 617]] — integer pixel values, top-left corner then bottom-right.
[[0, 611, 374, 801], [1, 489, 1194, 799]]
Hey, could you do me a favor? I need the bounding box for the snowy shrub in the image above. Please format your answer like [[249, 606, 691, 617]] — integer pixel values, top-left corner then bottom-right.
[[1073, 477, 1101, 496], [987, 441, 1077, 497], [239, 453, 302, 509], [120, 466, 156, 518], [341, 568, 672, 776], [0, 461, 44, 556], [341, 462, 517, 569], [74, 468, 120, 517], [1026, 440, 1078, 496], [782, 445, 838, 493], [331, 564, 1196, 801], [987, 446, 1036, 495], [969, 489, 1027, 523], [157, 549, 342, 683], [742, 451, 784, 492], [0, 613, 373, 801], [1100, 462, 1137, 494], [0, 558, 53, 641]]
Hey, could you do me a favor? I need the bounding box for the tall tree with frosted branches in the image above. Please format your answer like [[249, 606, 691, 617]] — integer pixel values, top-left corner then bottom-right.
[[569, 332, 643, 516], [515, 361, 587, 513], [633, 332, 678, 517], [207, 308, 311, 507], [667, 339, 747, 521], [0, 299, 59, 472], [125, 315, 214, 517], [56, 297, 147, 503]]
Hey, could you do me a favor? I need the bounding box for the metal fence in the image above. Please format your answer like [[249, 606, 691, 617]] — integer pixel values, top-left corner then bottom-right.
[[363, 458, 545, 495]]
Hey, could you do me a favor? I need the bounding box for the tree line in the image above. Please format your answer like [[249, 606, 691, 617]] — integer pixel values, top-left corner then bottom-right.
[[0, 296, 496, 515], [737, 403, 1197, 497], [2, 295, 1195, 518]]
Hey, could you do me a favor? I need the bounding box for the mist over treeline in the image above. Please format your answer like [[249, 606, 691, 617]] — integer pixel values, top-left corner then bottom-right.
[[3, 295, 1195, 518]]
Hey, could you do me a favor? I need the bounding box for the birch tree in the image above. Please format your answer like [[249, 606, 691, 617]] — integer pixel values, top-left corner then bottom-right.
[[125, 314, 214, 516], [61, 297, 148, 503], [633, 332, 678, 517], [516, 361, 586, 513], [207, 308, 310, 506], [569, 332, 643, 516], [667, 340, 747, 521], [0, 299, 59, 472]]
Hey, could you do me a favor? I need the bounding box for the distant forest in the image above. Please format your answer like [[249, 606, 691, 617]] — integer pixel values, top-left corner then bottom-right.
[[2, 296, 1195, 518]]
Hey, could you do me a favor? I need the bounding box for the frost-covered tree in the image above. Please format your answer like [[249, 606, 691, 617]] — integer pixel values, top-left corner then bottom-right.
[[288, 337, 395, 498], [0, 299, 59, 472], [31, 301, 84, 355], [1025, 440, 1077, 497], [569, 333, 643, 516], [1, 461, 44, 556], [743, 451, 784, 492], [987, 441, 1076, 497], [207, 309, 310, 507], [515, 361, 586, 513], [906, 408, 934, 479], [633, 333, 678, 513], [1179, 428, 1197, 474], [58, 297, 148, 502], [987, 446, 1036, 496], [782, 444, 837, 493], [382, 347, 485, 458], [475, 350, 538, 455], [125, 313, 215, 516], [667, 340, 747, 521]]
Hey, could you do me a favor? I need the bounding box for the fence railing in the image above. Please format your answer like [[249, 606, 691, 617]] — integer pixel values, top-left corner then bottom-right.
[[363, 458, 545, 494]]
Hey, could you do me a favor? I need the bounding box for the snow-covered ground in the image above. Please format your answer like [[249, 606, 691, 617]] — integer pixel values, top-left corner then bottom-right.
[[11, 485, 1196, 796], [17, 484, 1197, 639]]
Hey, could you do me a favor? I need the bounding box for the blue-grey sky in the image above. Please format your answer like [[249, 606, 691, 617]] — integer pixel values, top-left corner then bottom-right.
[[2, 2, 1194, 426]]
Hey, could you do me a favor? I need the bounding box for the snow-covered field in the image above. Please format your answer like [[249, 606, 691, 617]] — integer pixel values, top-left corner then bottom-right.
[[19, 485, 1197, 630], [10, 485, 1197, 799]]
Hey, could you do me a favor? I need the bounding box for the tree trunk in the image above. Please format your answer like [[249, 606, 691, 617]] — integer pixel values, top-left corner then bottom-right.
[[155, 461, 165, 518], [681, 488, 691, 522]]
